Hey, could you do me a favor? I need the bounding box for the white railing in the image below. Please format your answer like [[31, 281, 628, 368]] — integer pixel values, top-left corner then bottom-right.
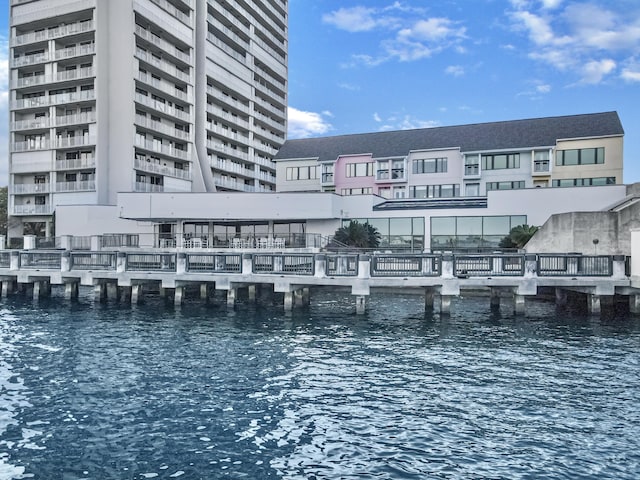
[[11, 96, 48, 110], [11, 140, 50, 152], [137, 72, 190, 102], [134, 93, 191, 121], [55, 112, 96, 127], [135, 138, 190, 161], [135, 49, 190, 83], [54, 43, 95, 60], [54, 66, 95, 83], [11, 118, 51, 130], [13, 204, 52, 215], [148, 0, 191, 25], [134, 158, 192, 180], [55, 181, 96, 192], [134, 25, 191, 64], [206, 142, 249, 161], [55, 136, 95, 148], [210, 158, 254, 177], [13, 20, 95, 46], [134, 182, 165, 193], [11, 183, 51, 194], [50, 90, 96, 106], [56, 157, 96, 170], [15, 74, 47, 88], [135, 115, 191, 141]]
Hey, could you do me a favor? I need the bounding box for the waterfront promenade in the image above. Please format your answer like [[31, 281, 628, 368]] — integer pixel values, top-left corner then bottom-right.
[[0, 247, 635, 316]]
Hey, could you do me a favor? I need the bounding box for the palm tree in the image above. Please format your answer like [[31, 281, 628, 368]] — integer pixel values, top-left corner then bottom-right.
[[508, 224, 538, 248], [332, 221, 381, 249]]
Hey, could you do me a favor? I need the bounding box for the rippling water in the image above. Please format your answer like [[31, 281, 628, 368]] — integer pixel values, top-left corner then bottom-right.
[[0, 288, 639, 479]]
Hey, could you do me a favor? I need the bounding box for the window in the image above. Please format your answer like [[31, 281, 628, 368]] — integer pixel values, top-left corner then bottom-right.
[[481, 153, 520, 170], [346, 162, 374, 177], [556, 147, 604, 166], [341, 187, 372, 195], [409, 184, 460, 198], [486, 181, 525, 191], [465, 183, 480, 196], [552, 177, 615, 187], [464, 156, 479, 175], [286, 166, 318, 181], [393, 186, 406, 198], [413, 158, 447, 174], [430, 215, 528, 251], [321, 164, 334, 183], [534, 151, 550, 172]]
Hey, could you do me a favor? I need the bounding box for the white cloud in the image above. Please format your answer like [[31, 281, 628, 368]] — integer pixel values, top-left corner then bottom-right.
[[536, 83, 551, 93], [621, 68, 640, 82], [287, 107, 333, 139], [445, 65, 465, 77], [508, 1, 638, 84], [338, 83, 360, 91], [323, 3, 467, 66], [377, 114, 440, 131], [373, 112, 382, 122]]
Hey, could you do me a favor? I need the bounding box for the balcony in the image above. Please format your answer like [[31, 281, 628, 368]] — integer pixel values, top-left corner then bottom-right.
[[13, 204, 53, 215], [11, 117, 51, 131], [54, 43, 95, 60], [11, 183, 51, 194], [134, 182, 165, 193], [210, 158, 254, 178], [55, 111, 96, 127], [135, 138, 191, 161], [49, 90, 96, 106], [464, 164, 481, 178], [55, 136, 96, 149], [134, 25, 191, 65], [55, 180, 96, 192], [213, 177, 256, 192], [134, 158, 191, 180], [11, 52, 49, 68], [137, 72, 190, 103], [533, 160, 551, 176], [134, 93, 190, 121], [206, 141, 249, 161], [11, 139, 50, 152], [56, 157, 96, 170], [13, 20, 95, 46], [135, 115, 190, 141], [135, 49, 190, 83], [148, 0, 191, 25], [11, 96, 48, 110]]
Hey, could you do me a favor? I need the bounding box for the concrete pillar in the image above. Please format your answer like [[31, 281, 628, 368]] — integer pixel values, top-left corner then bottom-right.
[[61, 251, 71, 272], [227, 288, 236, 307], [441, 255, 454, 278], [0, 235, 5, 250], [120, 286, 132, 302], [90, 235, 101, 251], [174, 286, 184, 306], [314, 254, 327, 278], [302, 287, 310, 306], [283, 291, 293, 311], [131, 284, 143, 304], [176, 253, 187, 274], [2, 281, 15, 297], [425, 288, 435, 311], [242, 253, 253, 275], [490, 288, 501, 309], [440, 295, 452, 315], [524, 254, 538, 278], [294, 289, 304, 306], [555, 288, 568, 307], [10, 251, 20, 271], [23, 235, 36, 250], [355, 295, 367, 314], [513, 294, 525, 315], [612, 255, 626, 279], [630, 295, 640, 315], [248, 284, 257, 302], [588, 294, 601, 316], [357, 255, 371, 279], [94, 283, 107, 302], [200, 283, 209, 300], [64, 282, 79, 300], [32, 282, 41, 300], [107, 283, 119, 300], [116, 252, 127, 273]]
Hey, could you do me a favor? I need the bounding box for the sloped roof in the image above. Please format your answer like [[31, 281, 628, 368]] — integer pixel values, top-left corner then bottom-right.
[[275, 111, 624, 162]]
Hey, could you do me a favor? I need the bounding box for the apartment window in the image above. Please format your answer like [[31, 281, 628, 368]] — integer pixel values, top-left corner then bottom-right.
[[377, 160, 389, 180], [378, 187, 391, 198], [409, 184, 460, 198], [534, 151, 550, 172], [391, 160, 405, 179], [65, 173, 77, 182], [465, 183, 480, 196], [286, 166, 318, 181], [464, 156, 479, 175], [552, 177, 615, 187], [556, 147, 604, 166], [486, 181, 526, 191], [341, 187, 372, 195], [346, 162, 374, 177], [413, 157, 447, 174], [393, 187, 406, 198], [34, 196, 46, 205], [321, 164, 334, 183], [482, 153, 520, 170]]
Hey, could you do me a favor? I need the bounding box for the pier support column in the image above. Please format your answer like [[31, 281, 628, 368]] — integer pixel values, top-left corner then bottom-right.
[[588, 294, 601, 316], [355, 295, 367, 315], [294, 289, 305, 307], [555, 288, 568, 307], [120, 286, 132, 303], [1, 280, 15, 298], [440, 295, 452, 315], [64, 282, 79, 300], [94, 284, 107, 302], [425, 289, 435, 311], [32, 282, 41, 300], [630, 294, 640, 315], [200, 284, 212, 302], [107, 283, 119, 301], [302, 288, 310, 306], [490, 288, 501, 310], [226, 288, 236, 308], [174, 286, 184, 306], [283, 292, 293, 311], [248, 285, 257, 302], [513, 294, 526, 315], [159, 287, 168, 298], [131, 285, 143, 304]]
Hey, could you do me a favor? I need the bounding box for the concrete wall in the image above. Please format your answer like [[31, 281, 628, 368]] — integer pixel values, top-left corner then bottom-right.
[[56, 205, 154, 236]]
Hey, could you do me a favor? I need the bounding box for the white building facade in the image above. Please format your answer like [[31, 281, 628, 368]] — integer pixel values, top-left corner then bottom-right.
[[8, 0, 287, 242]]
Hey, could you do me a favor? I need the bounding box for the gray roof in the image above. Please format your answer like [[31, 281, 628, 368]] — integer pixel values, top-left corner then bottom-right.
[[275, 111, 624, 162]]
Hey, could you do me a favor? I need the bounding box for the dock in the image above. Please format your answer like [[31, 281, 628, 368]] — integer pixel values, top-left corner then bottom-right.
[[0, 249, 637, 316]]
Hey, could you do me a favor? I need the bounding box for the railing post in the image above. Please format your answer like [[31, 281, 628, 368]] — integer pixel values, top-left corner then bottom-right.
[[59, 235, 73, 250], [61, 251, 71, 272], [10, 251, 20, 271], [116, 252, 127, 273], [524, 254, 538, 278], [91, 235, 101, 251], [441, 254, 454, 279], [273, 254, 283, 273], [0, 235, 6, 250], [176, 252, 187, 274], [612, 255, 626, 279], [242, 253, 254, 275], [23, 235, 36, 250], [314, 254, 327, 278], [358, 254, 371, 279]]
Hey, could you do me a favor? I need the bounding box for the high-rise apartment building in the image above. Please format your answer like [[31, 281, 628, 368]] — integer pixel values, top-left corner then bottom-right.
[[8, 0, 287, 239]]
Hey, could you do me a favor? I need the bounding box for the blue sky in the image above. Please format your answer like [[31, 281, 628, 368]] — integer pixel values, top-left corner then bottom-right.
[[0, 1, 639, 185]]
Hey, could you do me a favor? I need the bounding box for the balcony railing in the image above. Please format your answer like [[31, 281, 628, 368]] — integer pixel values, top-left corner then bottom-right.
[[55, 181, 96, 192], [11, 183, 50, 194], [56, 157, 96, 170], [134, 158, 191, 180], [13, 204, 53, 215]]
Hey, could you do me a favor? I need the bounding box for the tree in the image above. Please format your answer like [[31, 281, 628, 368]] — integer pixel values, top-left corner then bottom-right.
[[332, 221, 381, 249], [499, 224, 538, 249]]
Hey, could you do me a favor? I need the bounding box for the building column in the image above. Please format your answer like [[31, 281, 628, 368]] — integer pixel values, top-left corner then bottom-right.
[[588, 294, 601, 316], [283, 291, 293, 311], [120, 286, 132, 303], [630, 294, 640, 315], [131, 284, 143, 304], [248, 284, 257, 302], [490, 288, 501, 310], [425, 288, 434, 311], [355, 295, 367, 315], [226, 288, 236, 308], [174, 286, 184, 306], [200, 283, 210, 301], [513, 294, 526, 315], [107, 283, 119, 301], [64, 282, 79, 300], [555, 288, 568, 307], [94, 283, 107, 302], [440, 295, 452, 315]]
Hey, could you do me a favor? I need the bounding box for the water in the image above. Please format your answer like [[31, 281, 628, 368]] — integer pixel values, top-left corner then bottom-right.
[[0, 289, 639, 479]]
